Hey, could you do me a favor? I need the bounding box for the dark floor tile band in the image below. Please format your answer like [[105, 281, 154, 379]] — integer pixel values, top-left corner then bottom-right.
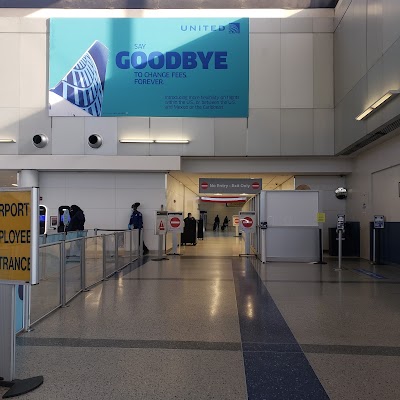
[[301, 344, 400, 357], [16, 337, 241, 351], [181, 255, 239, 259], [122, 277, 233, 282], [232, 259, 329, 399]]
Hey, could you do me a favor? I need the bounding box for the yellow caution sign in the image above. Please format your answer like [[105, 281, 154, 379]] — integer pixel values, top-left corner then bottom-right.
[[317, 212, 326, 223], [0, 191, 31, 282]]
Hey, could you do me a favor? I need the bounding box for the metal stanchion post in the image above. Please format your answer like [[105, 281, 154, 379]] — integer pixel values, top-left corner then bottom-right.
[[114, 233, 119, 273], [81, 238, 89, 292], [139, 229, 143, 257], [372, 228, 376, 265], [60, 240, 67, 307], [102, 235, 107, 280], [334, 230, 343, 271], [152, 234, 169, 261], [23, 285, 33, 332], [338, 229, 343, 270]]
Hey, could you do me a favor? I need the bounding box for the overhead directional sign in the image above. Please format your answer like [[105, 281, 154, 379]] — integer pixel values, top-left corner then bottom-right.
[[199, 178, 262, 194], [168, 212, 184, 233], [0, 191, 32, 283]]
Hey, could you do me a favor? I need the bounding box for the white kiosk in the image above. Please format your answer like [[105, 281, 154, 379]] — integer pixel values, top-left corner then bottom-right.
[[258, 190, 320, 263]]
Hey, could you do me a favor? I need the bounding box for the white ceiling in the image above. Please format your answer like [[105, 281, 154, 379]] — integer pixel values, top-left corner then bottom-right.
[[169, 172, 293, 196]]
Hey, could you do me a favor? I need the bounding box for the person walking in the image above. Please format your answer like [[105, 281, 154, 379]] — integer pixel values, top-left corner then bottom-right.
[[213, 215, 220, 231], [129, 202, 149, 255]]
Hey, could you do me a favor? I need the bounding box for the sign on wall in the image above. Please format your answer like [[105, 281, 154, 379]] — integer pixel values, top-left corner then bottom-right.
[[239, 211, 256, 233], [199, 178, 262, 194], [0, 191, 32, 283], [49, 18, 249, 118]]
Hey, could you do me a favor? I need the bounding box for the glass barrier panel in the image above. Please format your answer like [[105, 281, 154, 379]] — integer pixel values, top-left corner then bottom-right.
[[117, 232, 129, 269], [132, 229, 140, 258], [31, 243, 62, 324], [39, 235, 46, 245], [85, 236, 103, 287], [65, 239, 83, 302], [66, 230, 88, 241], [104, 234, 116, 277], [46, 233, 66, 244]]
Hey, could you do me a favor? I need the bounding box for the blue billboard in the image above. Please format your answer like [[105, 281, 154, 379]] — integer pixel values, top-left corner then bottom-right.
[[49, 18, 249, 118]]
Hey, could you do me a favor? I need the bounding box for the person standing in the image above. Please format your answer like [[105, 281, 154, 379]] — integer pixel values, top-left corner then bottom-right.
[[65, 205, 85, 232], [183, 213, 197, 245], [214, 215, 220, 231], [129, 202, 149, 255]]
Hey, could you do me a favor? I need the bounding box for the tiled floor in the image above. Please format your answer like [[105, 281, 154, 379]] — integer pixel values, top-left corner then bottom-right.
[[7, 231, 400, 399]]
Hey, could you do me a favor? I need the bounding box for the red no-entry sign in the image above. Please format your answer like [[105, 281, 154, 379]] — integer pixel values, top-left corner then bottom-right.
[[167, 212, 184, 233], [201, 182, 208, 190], [239, 211, 257, 233], [170, 217, 180, 228], [251, 182, 260, 190], [242, 217, 253, 228]]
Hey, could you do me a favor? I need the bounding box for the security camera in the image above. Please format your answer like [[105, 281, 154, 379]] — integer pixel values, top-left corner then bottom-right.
[[33, 134, 48, 148], [88, 134, 102, 148], [335, 187, 347, 200]]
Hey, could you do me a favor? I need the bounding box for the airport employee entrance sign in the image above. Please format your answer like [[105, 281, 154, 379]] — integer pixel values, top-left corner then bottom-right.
[[0, 189, 38, 284], [49, 18, 249, 118]]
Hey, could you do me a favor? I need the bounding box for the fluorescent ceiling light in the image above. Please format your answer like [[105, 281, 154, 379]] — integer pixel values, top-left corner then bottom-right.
[[154, 140, 190, 144], [240, 193, 249, 196], [200, 196, 247, 203], [119, 139, 154, 143], [356, 90, 400, 121], [355, 108, 374, 121], [0, 139, 16, 143]]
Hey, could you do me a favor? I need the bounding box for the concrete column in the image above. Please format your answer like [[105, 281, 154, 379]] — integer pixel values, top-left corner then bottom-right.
[[18, 170, 39, 187]]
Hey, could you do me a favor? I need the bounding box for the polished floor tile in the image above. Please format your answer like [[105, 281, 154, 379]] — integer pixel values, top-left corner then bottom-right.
[[13, 347, 247, 400], [27, 278, 241, 343], [307, 353, 400, 400], [16, 234, 400, 400]]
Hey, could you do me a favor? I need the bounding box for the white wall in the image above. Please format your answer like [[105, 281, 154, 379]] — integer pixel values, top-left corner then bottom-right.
[[347, 132, 400, 259], [0, 9, 334, 162], [294, 176, 346, 249], [39, 171, 167, 250], [335, 0, 400, 153]]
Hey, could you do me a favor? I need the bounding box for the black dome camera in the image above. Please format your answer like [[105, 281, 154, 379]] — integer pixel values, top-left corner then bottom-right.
[[335, 187, 347, 200], [33, 134, 48, 148], [88, 134, 103, 148]]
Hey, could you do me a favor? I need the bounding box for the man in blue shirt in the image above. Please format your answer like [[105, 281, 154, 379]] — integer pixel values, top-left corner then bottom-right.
[[129, 202, 149, 254]]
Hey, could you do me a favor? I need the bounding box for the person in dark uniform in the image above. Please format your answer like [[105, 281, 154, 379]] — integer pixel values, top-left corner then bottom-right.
[[65, 205, 85, 232], [183, 213, 197, 245], [129, 202, 149, 255]]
